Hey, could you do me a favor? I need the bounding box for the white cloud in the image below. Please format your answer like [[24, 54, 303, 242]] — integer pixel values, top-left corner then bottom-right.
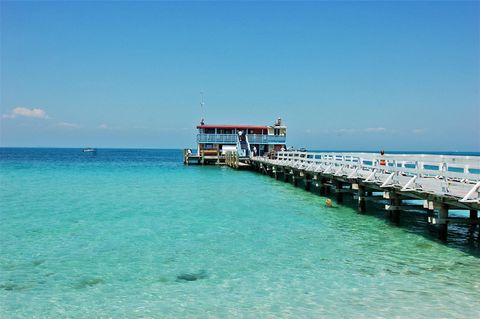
[[318, 127, 389, 135], [98, 123, 108, 129], [334, 128, 357, 134], [364, 127, 387, 133], [2, 107, 49, 119], [58, 122, 80, 128], [412, 128, 427, 134]]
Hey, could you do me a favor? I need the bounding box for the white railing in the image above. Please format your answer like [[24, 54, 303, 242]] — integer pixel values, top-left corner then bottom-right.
[[253, 151, 480, 204]]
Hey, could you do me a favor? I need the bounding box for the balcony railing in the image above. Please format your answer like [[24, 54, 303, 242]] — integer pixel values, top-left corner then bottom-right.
[[247, 134, 286, 144], [197, 133, 286, 144], [197, 134, 237, 143]]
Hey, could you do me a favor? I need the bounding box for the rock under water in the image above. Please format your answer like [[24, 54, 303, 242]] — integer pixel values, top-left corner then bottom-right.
[[73, 277, 105, 289], [0, 282, 26, 292], [176, 270, 207, 282], [32, 259, 46, 266]]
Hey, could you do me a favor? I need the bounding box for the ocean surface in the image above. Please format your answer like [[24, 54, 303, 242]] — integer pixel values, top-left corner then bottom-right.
[[1, 148, 479, 318]]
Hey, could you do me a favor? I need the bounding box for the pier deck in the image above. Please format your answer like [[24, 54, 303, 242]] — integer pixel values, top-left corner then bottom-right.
[[249, 151, 480, 240], [183, 149, 226, 165]]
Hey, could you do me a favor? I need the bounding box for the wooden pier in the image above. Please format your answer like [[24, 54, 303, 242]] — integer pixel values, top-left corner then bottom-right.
[[184, 148, 251, 168], [249, 151, 480, 240], [225, 151, 251, 169], [183, 149, 225, 165]]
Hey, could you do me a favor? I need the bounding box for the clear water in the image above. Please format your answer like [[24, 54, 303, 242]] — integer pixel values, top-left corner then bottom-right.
[[1, 148, 479, 318]]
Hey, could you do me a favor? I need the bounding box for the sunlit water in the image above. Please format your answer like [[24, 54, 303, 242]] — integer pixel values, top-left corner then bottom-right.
[[1, 149, 479, 318]]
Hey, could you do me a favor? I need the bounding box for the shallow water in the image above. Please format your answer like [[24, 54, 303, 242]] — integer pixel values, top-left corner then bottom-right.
[[1, 148, 479, 318]]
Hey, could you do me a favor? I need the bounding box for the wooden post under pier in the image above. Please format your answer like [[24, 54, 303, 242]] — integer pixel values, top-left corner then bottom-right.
[[335, 181, 343, 203], [390, 196, 401, 224], [384, 192, 401, 224], [275, 167, 283, 180], [183, 149, 188, 165], [438, 203, 449, 241], [424, 200, 435, 225], [358, 185, 366, 213], [323, 179, 330, 196], [304, 173, 311, 191], [319, 178, 326, 196], [470, 210, 478, 220]]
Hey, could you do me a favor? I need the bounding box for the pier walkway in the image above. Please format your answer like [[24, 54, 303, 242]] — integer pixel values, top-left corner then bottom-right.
[[250, 151, 480, 240]]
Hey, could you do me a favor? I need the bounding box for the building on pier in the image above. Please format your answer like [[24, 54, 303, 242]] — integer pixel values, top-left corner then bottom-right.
[[185, 118, 287, 164]]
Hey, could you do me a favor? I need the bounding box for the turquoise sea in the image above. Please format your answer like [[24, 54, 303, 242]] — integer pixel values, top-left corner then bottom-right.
[[1, 148, 479, 318]]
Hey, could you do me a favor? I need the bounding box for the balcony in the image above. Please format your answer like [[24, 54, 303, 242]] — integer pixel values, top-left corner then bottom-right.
[[247, 134, 286, 144], [197, 134, 286, 144]]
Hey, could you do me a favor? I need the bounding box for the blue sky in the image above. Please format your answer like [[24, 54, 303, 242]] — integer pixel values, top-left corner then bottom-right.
[[1, 1, 479, 151]]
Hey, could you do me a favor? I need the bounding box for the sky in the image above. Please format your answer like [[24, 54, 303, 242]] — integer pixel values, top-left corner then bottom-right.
[[1, 1, 479, 151]]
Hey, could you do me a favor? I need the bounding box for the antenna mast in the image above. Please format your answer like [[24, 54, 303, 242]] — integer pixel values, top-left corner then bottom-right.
[[200, 91, 205, 125]]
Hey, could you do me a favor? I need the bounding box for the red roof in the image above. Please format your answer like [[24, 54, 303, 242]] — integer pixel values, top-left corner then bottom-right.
[[197, 124, 268, 130]]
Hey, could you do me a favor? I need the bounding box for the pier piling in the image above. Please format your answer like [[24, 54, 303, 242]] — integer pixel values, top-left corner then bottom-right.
[[305, 174, 311, 191], [470, 210, 478, 220], [358, 185, 366, 213], [323, 180, 331, 196], [335, 181, 343, 203], [390, 196, 401, 224], [319, 178, 326, 196], [276, 168, 283, 180], [438, 204, 449, 241], [284, 171, 289, 183]]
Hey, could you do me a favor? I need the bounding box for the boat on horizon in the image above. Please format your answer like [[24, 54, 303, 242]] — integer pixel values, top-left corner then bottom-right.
[[82, 148, 97, 153]]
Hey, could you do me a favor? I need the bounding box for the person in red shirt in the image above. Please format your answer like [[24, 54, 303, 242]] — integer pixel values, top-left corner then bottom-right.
[[380, 150, 386, 166]]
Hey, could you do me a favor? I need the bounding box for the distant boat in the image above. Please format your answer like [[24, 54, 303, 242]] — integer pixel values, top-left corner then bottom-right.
[[82, 148, 97, 153]]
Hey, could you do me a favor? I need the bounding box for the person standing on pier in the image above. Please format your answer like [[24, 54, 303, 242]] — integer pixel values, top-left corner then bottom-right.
[[380, 150, 386, 166]]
